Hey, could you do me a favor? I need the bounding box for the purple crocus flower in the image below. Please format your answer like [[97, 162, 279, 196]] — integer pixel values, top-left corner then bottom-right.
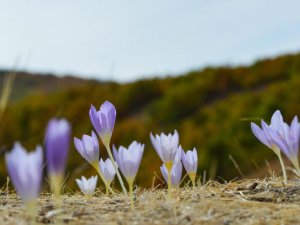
[[45, 118, 71, 175], [89, 101, 116, 146], [113, 141, 144, 183], [251, 110, 284, 154], [251, 110, 289, 183], [99, 158, 117, 185], [251, 110, 300, 165], [5, 142, 43, 202], [74, 131, 99, 168], [181, 147, 198, 186], [150, 130, 180, 166], [268, 115, 300, 173], [113, 141, 144, 205], [160, 161, 183, 187]]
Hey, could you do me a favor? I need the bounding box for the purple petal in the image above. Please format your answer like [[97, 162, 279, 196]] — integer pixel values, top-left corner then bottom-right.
[[270, 110, 284, 131], [89, 105, 101, 134], [45, 118, 71, 175], [251, 122, 270, 148], [5, 143, 43, 202]]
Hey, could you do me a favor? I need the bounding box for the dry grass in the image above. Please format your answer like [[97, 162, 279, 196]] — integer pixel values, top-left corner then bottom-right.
[[1, 178, 300, 225]]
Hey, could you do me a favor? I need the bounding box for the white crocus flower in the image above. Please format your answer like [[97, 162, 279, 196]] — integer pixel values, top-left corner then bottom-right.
[[99, 158, 117, 185], [76, 176, 98, 196], [150, 130, 180, 167]]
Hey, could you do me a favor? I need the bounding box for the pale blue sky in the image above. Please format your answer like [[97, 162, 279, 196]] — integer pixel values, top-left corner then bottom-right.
[[1, 0, 300, 82]]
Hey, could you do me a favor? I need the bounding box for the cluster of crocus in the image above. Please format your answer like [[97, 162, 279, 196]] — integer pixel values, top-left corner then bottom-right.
[[6, 99, 201, 210], [5, 117, 71, 205], [251, 110, 300, 184], [74, 101, 121, 195], [74, 131, 113, 193], [151, 130, 198, 194], [89, 101, 131, 195], [75, 100, 145, 200]]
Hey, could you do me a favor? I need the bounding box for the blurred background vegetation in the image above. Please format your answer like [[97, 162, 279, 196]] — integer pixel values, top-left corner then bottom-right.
[[1, 52, 300, 191]]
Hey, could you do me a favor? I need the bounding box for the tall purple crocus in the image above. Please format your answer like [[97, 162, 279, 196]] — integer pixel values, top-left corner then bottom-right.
[[113, 141, 144, 206], [89, 101, 116, 146], [251, 110, 288, 183], [89, 100, 127, 194], [181, 147, 198, 187], [45, 118, 71, 195], [5, 142, 43, 203], [160, 161, 183, 187]]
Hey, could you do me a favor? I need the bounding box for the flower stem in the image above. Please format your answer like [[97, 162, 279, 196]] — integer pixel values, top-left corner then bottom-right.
[[191, 178, 196, 188], [167, 169, 171, 196], [165, 162, 173, 197], [189, 173, 196, 188], [277, 152, 287, 185], [50, 173, 63, 197], [105, 144, 128, 195], [25, 200, 36, 225], [128, 181, 134, 209], [290, 157, 300, 176], [106, 185, 109, 195]]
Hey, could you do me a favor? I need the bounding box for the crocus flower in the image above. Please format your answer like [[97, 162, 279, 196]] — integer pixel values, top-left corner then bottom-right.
[[268, 115, 300, 174], [74, 131, 99, 168], [45, 118, 71, 195], [76, 176, 98, 196], [113, 141, 144, 206], [251, 110, 284, 155], [251, 110, 288, 183], [89, 101, 116, 146], [150, 130, 180, 168], [5, 142, 43, 203], [89, 100, 127, 194], [181, 147, 198, 186], [99, 158, 117, 185], [160, 161, 183, 187], [113, 141, 144, 183]]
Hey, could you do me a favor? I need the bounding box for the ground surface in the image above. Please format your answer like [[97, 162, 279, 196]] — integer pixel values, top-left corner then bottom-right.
[[1, 178, 300, 225]]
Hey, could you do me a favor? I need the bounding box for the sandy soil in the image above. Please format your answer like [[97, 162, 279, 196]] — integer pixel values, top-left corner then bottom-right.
[[1, 178, 300, 225]]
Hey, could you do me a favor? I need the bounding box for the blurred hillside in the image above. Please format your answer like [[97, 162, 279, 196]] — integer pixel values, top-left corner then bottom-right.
[[0, 70, 98, 101], [1, 53, 300, 189]]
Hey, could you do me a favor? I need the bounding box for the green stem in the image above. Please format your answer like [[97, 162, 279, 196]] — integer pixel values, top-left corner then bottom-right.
[[290, 157, 300, 176], [189, 173, 196, 188], [25, 200, 36, 225], [277, 153, 287, 185], [105, 144, 128, 195], [191, 179, 196, 188], [165, 162, 173, 197], [167, 168, 172, 196], [105, 185, 109, 195], [50, 173, 63, 197], [129, 181, 134, 209]]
